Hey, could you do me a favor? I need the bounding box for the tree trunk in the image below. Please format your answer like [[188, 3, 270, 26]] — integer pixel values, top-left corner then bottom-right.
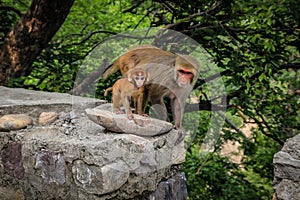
[[0, 0, 74, 85]]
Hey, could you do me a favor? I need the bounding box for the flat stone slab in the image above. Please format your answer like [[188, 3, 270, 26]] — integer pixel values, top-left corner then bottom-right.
[[0, 86, 105, 106], [0, 86, 105, 115], [85, 108, 173, 136]]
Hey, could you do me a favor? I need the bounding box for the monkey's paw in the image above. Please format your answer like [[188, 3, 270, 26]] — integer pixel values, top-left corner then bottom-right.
[[127, 114, 134, 120]]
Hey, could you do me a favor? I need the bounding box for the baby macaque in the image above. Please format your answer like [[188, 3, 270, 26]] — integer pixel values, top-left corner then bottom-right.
[[104, 68, 149, 120]]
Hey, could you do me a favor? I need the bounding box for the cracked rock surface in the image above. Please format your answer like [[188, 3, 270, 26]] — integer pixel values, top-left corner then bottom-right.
[[0, 86, 186, 199], [273, 134, 300, 200]]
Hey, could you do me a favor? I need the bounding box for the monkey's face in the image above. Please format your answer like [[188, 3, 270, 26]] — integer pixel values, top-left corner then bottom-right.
[[134, 75, 146, 88], [176, 68, 194, 87], [127, 68, 149, 88], [174, 55, 198, 88]]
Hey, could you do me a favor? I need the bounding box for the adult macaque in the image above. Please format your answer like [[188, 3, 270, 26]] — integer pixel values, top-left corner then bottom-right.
[[144, 54, 199, 129], [104, 68, 149, 120], [103, 45, 200, 142]]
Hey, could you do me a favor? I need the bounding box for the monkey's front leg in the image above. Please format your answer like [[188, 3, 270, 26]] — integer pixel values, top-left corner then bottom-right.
[[171, 97, 186, 145], [122, 96, 134, 120], [136, 90, 149, 117]]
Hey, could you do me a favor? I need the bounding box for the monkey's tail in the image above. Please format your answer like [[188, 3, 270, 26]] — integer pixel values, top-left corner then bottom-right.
[[104, 87, 113, 96], [102, 60, 119, 79]]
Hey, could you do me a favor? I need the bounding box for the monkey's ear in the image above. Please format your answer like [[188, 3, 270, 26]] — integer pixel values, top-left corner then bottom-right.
[[127, 74, 133, 82], [146, 73, 150, 83]]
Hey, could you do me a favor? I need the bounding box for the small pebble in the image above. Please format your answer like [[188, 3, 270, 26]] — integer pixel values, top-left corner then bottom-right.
[[0, 114, 33, 131], [38, 112, 58, 125]]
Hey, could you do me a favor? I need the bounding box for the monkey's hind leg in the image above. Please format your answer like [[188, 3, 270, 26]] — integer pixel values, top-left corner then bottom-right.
[[131, 87, 149, 117], [112, 90, 124, 114]]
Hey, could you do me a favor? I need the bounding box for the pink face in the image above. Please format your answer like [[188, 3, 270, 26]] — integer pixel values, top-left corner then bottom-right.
[[177, 68, 194, 86], [134, 75, 146, 88]]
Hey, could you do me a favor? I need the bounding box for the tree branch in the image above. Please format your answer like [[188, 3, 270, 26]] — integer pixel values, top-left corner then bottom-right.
[[185, 100, 228, 112], [163, 1, 221, 30], [0, 0, 75, 85], [280, 62, 300, 70], [216, 111, 250, 142], [251, 110, 285, 145]]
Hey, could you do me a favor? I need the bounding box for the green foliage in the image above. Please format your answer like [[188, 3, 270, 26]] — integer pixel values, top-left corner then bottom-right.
[[0, 9, 15, 43], [242, 131, 281, 180], [184, 146, 271, 200]]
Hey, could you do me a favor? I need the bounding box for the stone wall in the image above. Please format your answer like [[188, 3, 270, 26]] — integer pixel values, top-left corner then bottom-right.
[[0, 86, 187, 199], [273, 134, 300, 200]]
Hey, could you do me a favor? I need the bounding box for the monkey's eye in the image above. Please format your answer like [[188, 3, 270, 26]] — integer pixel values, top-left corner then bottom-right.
[[178, 69, 193, 75], [135, 77, 145, 81]]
